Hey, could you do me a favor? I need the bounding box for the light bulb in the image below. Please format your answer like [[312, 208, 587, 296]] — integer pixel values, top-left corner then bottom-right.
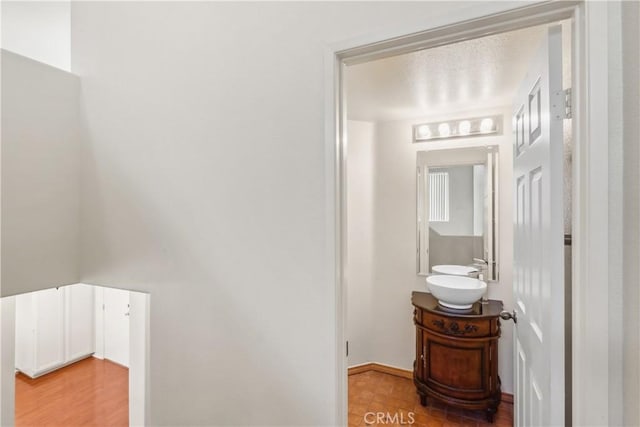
[[480, 118, 494, 133], [458, 120, 471, 135], [417, 125, 431, 139], [438, 123, 451, 138]]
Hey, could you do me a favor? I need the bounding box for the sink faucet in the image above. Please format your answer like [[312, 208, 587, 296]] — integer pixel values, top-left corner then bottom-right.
[[472, 258, 488, 279], [472, 258, 489, 302]]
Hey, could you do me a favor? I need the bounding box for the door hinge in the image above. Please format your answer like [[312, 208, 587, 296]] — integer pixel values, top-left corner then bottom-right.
[[346, 341, 349, 357], [552, 88, 572, 120]]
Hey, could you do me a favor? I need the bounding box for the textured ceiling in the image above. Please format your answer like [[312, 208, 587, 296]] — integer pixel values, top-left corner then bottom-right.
[[346, 25, 548, 122]]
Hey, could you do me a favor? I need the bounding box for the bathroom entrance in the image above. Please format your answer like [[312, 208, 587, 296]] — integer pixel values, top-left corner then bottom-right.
[[330, 3, 606, 426]]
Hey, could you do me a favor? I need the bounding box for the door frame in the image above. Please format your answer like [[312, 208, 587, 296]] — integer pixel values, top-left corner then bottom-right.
[[326, 1, 613, 426]]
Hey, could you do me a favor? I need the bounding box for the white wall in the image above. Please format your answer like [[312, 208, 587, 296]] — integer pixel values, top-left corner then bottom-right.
[[0, 50, 81, 297], [346, 121, 375, 367], [364, 107, 514, 393], [622, 1, 640, 426], [0, 1, 71, 71], [69, 2, 491, 424]]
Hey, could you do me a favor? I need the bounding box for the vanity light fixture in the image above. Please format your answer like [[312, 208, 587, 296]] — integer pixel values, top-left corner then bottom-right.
[[413, 115, 502, 143], [417, 124, 432, 139], [480, 118, 495, 133], [458, 120, 471, 136], [438, 123, 451, 138]]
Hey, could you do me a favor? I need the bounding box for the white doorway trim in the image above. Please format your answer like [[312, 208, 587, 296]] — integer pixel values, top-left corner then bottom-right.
[[326, 2, 613, 426]]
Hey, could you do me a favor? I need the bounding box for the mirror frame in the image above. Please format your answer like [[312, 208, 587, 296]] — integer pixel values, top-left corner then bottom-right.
[[417, 146, 499, 281]]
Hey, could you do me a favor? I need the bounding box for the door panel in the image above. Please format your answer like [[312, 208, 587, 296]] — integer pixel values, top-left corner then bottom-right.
[[66, 284, 95, 361], [423, 331, 490, 400], [512, 25, 564, 426], [104, 287, 130, 367], [35, 288, 65, 373]]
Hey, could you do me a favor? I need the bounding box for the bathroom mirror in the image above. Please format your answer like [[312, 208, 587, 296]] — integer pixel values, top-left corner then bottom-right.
[[417, 146, 499, 281]]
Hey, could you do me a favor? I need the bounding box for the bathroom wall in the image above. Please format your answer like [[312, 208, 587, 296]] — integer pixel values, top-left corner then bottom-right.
[[0, 1, 71, 71], [366, 106, 515, 393], [346, 121, 375, 367], [69, 2, 506, 424], [0, 50, 81, 297]]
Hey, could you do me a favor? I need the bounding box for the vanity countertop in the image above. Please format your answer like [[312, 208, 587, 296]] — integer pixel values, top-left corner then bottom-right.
[[412, 291, 503, 318]]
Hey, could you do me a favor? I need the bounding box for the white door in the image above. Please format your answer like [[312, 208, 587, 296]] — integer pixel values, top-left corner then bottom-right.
[[104, 287, 130, 367], [513, 25, 565, 426], [65, 284, 95, 362]]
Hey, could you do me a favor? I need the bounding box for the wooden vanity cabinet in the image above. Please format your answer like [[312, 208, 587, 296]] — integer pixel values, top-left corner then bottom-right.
[[412, 292, 503, 422]]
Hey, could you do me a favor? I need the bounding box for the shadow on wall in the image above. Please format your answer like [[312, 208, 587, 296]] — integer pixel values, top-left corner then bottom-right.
[[428, 227, 483, 271]]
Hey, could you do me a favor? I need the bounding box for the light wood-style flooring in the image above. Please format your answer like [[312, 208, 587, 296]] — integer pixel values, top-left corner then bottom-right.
[[16, 358, 513, 426], [349, 371, 513, 427], [16, 357, 128, 427]]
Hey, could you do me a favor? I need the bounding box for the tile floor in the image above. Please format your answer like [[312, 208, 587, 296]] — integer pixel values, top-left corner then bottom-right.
[[348, 371, 513, 427]]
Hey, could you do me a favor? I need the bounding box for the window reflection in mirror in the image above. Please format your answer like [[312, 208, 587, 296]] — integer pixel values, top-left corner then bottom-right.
[[417, 146, 499, 281]]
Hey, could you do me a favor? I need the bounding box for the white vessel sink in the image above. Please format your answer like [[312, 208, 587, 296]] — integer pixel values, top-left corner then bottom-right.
[[432, 264, 479, 276], [426, 275, 487, 310]]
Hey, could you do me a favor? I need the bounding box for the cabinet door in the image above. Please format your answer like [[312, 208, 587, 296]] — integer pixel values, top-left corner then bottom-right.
[[15, 293, 36, 376], [65, 284, 95, 362], [35, 288, 65, 374], [423, 331, 491, 400]]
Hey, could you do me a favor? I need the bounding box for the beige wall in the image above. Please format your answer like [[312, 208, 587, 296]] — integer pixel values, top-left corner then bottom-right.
[[1, 50, 81, 297]]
